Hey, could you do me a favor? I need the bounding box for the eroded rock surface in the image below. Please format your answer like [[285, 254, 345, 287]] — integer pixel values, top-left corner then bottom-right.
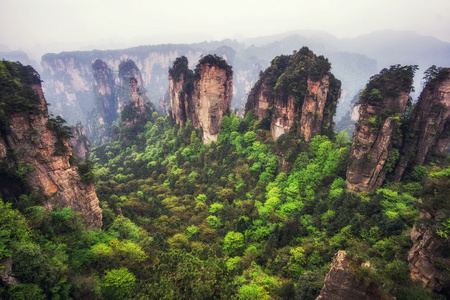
[[245, 47, 340, 141], [169, 55, 233, 143], [346, 65, 416, 192], [316, 251, 390, 300], [395, 68, 450, 181], [69, 123, 91, 162], [0, 66, 102, 229], [408, 213, 450, 293]]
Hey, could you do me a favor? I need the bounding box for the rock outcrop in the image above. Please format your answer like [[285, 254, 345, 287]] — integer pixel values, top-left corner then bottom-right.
[[0, 61, 102, 229], [118, 59, 148, 111], [346, 65, 416, 192], [119, 59, 155, 130], [41, 47, 205, 125], [86, 59, 118, 144], [168, 55, 233, 143], [69, 123, 91, 162], [87, 58, 154, 144], [394, 67, 450, 181], [245, 47, 341, 141], [408, 213, 450, 294], [92, 59, 118, 124], [168, 56, 191, 126], [316, 250, 391, 300], [0, 258, 20, 286]]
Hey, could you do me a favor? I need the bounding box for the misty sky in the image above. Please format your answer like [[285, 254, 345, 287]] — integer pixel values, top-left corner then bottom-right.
[[2, 0, 450, 55]]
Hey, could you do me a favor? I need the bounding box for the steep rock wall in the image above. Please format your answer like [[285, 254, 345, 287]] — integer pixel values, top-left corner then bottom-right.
[[169, 72, 186, 126], [87, 59, 118, 144], [168, 55, 233, 143], [244, 47, 341, 141], [91, 59, 118, 125], [394, 68, 450, 181], [191, 63, 233, 143], [41, 47, 206, 125], [346, 65, 416, 192], [270, 95, 297, 140], [408, 212, 450, 294], [316, 251, 391, 300], [69, 123, 91, 162], [0, 82, 102, 229], [301, 75, 331, 142]]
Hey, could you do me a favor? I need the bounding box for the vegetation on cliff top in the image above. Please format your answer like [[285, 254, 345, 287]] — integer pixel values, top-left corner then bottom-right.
[[251, 47, 337, 107], [195, 54, 233, 78], [0, 59, 448, 299], [359, 64, 418, 104], [168, 56, 193, 82], [0, 60, 42, 114]]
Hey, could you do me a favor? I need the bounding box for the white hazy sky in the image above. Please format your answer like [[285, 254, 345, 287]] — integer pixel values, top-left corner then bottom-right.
[[2, 0, 450, 54]]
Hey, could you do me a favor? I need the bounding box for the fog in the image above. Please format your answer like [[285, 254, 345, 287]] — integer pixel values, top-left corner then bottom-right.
[[1, 0, 450, 59]]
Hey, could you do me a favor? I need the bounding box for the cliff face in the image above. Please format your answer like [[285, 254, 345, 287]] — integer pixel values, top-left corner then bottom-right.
[[394, 68, 450, 181], [118, 59, 148, 110], [87, 59, 118, 144], [316, 251, 391, 300], [119, 61, 155, 138], [168, 55, 233, 143], [169, 72, 186, 125], [408, 212, 450, 294], [191, 63, 233, 143], [91, 59, 118, 125], [301, 75, 331, 142], [69, 123, 91, 162], [0, 61, 102, 229], [41, 47, 206, 125], [346, 65, 416, 192], [244, 47, 341, 141], [168, 56, 191, 126]]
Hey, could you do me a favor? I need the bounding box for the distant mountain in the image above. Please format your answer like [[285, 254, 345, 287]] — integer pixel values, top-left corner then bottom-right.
[[0, 50, 39, 71], [336, 30, 450, 70], [36, 30, 449, 127]]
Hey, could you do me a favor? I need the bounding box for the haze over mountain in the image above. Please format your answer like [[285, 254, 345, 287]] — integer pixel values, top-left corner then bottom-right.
[[1, 1, 450, 298]]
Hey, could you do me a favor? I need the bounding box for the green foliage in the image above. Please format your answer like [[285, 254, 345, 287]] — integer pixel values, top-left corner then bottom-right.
[[101, 267, 136, 299], [78, 159, 96, 183], [195, 54, 233, 78], [359, 65, 418, 103], [422, 65, 447, 86], [4, 67, 446, 299], [135, 249, 236, 299], [0, 60, 42, 114], [8, 284, 46, 300], [47, 115, 73, 155], [223, 231, 245, 256], [0, 199, 32, 259], [251, 47, 339, 113], [295, 270, 325, 300], [168, 56, 192, 82]]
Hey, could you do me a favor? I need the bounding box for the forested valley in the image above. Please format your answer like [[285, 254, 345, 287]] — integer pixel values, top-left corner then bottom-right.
[[0, 49, 449, 300]]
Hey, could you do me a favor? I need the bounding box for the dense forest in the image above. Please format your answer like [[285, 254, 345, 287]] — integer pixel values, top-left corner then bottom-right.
[[0, 57, 449, 300]]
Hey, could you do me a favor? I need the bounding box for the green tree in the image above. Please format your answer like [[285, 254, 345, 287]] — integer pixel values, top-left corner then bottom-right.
[[223, 231, 245, 256], [101, 268, 136, 299]]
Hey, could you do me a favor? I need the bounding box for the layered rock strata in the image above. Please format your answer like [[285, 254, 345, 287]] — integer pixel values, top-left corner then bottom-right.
[[394, 68, 450, 181], [346, 65, 416, 192], [245, 47, 341, 141], [168, 55, 233, 143], [0, 62, 102, 229]]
